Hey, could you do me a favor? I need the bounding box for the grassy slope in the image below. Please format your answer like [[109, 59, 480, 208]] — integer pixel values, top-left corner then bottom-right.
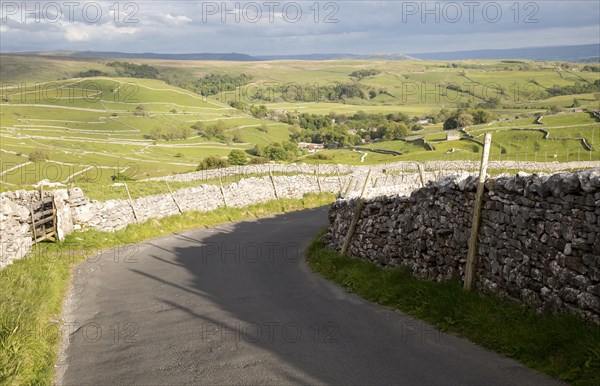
[[0, 75, 294, 187], [1, 54, 599, 183]]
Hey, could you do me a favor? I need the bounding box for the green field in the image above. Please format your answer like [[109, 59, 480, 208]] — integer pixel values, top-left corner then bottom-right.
[[1, 54, 599, 189], [0, 75, 294, 187]]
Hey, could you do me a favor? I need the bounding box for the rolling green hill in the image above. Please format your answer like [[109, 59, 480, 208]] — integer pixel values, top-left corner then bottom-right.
[[1, 54, 599, 190], [0, 76, 293, 188]]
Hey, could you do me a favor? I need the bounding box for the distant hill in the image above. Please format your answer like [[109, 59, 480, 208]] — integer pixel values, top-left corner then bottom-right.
[[255, 53, 417, 61], [15, 51, 259, 61], [12, 51, 416, 61], [411, 44, 599, 62], [5, 44, 598, 62]]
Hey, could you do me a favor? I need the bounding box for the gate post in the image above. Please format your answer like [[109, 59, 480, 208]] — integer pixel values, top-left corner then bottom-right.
[[464, 133, 492, 291]]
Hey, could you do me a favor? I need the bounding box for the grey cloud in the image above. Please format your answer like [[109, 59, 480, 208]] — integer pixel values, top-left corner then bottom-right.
[[0, 1, 598, 54]]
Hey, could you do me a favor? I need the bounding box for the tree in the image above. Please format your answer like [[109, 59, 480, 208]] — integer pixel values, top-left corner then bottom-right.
[[349, 69, 380, 80], [264, 144, 290, 161], [150, 127, 163, 140], [253, 144, 265, 157], [456, 113, 474, 128], [203, 121, 227, 141], [443, 116, 459, 130], [134, 105, 147, 116], [181, 127, 192, 139], [472, 109, 492, 125], [228, 150, 247, 165], [192, 122, 205, 132], [549, 105, 563, 114], [197, 156, 229, 170], [232, 130, 244, 143], [29, 148, 49, 162], [249, 156, 269, 165], [250, 105, 268, 119]]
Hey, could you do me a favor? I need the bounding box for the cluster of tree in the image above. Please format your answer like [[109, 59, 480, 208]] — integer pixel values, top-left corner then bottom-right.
[[196, 156, 229, 170], [364, 88, 395, 100], [106, 62, 160, 79], [226, 101, 269, 119], [349, 69, 381, 80], [147, 126, 192, 141], [183, 73, 253, 97], [253, 141, 299, 161], [227, 150, 247, 165], [245, 82, 367, 103], [321, 83, 365, 101], [191, 121, 244, 143], [581, 65, 600, 72], [291, 125, 358, 147], [197, 152, 269, 170], [77, 69, 108, 77], [193, 121, 224, 141], [442, 108, 494, 130], [250, 104, 268, 119], [545, 80, 600, 97], [342, 111, 415, 141], [284, 111, 417, 146]]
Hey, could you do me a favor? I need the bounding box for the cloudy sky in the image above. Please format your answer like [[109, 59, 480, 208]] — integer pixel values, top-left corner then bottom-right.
[[0, 1, 598, 54]]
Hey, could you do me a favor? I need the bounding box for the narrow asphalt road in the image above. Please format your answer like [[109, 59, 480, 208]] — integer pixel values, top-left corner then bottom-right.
[[57, 207, 562, 385]]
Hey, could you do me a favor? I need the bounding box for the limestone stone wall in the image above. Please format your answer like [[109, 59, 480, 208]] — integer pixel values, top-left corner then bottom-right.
[[324, 170, 600, 324], [1, 171, 422, 268], [0, 191, 35, 269], [0, 189, 82, 269], [144, 161, 600, 183]]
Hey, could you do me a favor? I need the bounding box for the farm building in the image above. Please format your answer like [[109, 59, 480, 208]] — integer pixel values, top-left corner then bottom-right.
[[446, 131, 461, 141], [298, 142, 325, 153]]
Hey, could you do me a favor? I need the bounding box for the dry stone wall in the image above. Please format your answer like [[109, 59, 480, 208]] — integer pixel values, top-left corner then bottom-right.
[[144, 161, 600, 183], [324, 170, 600, 324], [1, 171, 422, 269], [0, 191, 36, 268], [0, 189, 78, 269]]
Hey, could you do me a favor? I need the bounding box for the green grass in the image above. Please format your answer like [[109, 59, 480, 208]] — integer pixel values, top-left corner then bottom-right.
[[0, 76, 295, 188], [306, 236, 600, 386], [0, 192, 335, 385], [2, 55, 599, 188]]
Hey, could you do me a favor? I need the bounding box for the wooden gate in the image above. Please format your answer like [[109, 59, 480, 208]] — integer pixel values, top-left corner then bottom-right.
[[29, 192, 57, 244]]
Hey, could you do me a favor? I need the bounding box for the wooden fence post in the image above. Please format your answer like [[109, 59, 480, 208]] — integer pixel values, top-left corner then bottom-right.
[[219, 170, 228, 208], [29, 203, 38, 243], [165, 180, 183, 214], [315, 165, 322, 193], [341, 169, 372, 255], [464, 133, 492, 291], [269, 168, 279, 199], [342, 177, 354, 198], [336, 164, 343, 193], [123, 182, 139, 223], [417, 163, 426, 187]]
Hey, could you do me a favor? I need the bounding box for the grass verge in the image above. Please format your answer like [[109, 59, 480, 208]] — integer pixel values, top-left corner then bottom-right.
[[0, 192, 335, 385], [306, 234, 600, 386]]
